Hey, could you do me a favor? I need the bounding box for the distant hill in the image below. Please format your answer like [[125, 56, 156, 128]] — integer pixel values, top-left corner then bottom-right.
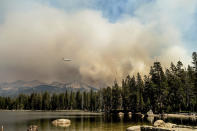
[[0, 80, 98, 96]]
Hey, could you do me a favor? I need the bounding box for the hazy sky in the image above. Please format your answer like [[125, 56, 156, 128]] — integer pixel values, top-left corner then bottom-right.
[[0, 0, 196, 87]]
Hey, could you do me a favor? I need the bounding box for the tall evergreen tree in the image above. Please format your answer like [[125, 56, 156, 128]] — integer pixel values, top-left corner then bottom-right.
[[144, 75, 152, 112], [150, 62, 166, 113], [42, 92, 50, 110], [136, 73, 145, 112], [112, 81, 121, 111], [64, 91, 69, 109], [192, 52, 197, 111], [69, 91, 75, 110], [58, 93, 65, 110], [128, 76, 137, 112], [90, 89, 96, 111], [122, 76, 130, 111], [102, 87, 112, 112], [76, 91, 82, 109], [51, 93, 58, 110]]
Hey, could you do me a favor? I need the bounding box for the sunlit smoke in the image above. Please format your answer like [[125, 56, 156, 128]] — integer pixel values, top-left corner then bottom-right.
[[0, 0, 194, 87]]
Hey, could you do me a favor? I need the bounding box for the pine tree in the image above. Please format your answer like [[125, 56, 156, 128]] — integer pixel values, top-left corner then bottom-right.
[[149, 62, 166, 113], [102, 87, 112, 112], [112, 80, 121, 111], [42, 92, 50, 110], [90, 89, 96, 111], [144, 75, 152, 112], [122, 76, 130, 111], [136, 73, 145, 112], [176, 61, 185, 111], [128, 76, 137, 112], [51, 93, 58, 110], [187, 65, 195, 111], [192, 52, 197, 111], [64, 91, 69, 109], [69, 91, 75, 110], [83, 91, 88, 110], [58, 93, 65, 110], [76, 91, 82, 109]]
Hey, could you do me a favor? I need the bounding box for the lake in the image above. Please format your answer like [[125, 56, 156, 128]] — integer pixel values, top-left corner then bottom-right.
[[0, 111, 196, 131]]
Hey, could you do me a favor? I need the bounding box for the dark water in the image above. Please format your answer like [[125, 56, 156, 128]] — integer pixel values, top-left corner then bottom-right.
[[0, 111, 196, 131]]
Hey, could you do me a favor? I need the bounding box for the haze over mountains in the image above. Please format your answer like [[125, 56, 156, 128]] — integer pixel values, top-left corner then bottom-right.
[[0, 0, 195, 88], [0, 80, 97, 96]]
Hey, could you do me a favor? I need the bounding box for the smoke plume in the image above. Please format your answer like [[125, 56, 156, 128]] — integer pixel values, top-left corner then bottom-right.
[[0, 0, 195, 87]]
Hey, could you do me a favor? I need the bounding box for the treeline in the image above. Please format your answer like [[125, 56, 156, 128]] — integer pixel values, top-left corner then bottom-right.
[[0, 52, 197, 114], [0, 90, 101, 111], [101, 52, 197, 113]]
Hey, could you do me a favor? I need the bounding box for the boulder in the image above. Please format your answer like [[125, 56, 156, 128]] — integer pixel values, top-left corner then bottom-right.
[[118, 112, 124, 117], [126, 126, 141, 131], [52, 119, 71, 128], [128, 112, 132, 115], [52, 119, 71, 124], [128, 112, 132, 118], [147, 109, 154, 116], [141, 126, 172, 131], [154, 120, 166, 127], [154, 120, 176, 128], [127, 126, 173, 131], [165, 123, 176, 128]]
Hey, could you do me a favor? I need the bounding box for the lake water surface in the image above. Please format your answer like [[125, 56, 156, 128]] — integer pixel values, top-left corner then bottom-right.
[[0, 111, 196, 131]]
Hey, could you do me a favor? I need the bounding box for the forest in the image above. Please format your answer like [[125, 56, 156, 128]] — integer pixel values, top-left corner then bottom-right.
[[0, 52, 197, 114]]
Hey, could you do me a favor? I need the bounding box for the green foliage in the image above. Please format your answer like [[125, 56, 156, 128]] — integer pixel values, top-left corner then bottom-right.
[[111, 81, 121, 110], [102, 87, 112, 112]]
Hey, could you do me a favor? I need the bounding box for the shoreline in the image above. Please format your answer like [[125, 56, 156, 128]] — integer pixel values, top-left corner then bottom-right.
[[127, 125, 197, 131], [148, 113, 197, 119], [0, 110, 196, 118], [164, 113, 197, 118], [0, 109, 103, 115]]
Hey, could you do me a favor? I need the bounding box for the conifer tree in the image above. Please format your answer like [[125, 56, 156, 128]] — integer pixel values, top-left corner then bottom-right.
[[112, 81, 121, 110], [136, 73, 145, 112]]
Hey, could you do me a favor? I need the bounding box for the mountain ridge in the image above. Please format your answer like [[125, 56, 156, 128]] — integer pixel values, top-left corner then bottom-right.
[[0, 80, 98, 96]]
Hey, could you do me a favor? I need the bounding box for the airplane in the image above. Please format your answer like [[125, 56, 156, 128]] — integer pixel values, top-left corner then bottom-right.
[[63, 58, 72, 61]]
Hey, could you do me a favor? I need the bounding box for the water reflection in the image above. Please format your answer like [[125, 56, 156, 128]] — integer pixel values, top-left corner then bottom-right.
[[0, 111, 196, 131]]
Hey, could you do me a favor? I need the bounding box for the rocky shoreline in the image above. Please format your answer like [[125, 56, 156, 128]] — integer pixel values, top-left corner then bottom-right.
[[127, 126, 197, 131], [162, 113, 197, 119], [127, 120, 197, 131], [146, 109, 197, 119]]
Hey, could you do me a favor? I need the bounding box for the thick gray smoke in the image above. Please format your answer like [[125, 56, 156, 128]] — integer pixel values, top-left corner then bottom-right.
[[0, 0, 194, 87]]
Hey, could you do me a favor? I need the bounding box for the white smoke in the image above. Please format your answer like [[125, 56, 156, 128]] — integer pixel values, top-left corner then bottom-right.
[[0, 0, 195, 87]]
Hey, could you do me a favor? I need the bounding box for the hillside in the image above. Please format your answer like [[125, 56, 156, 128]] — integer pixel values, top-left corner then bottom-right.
[[0, 80, 97, 96]]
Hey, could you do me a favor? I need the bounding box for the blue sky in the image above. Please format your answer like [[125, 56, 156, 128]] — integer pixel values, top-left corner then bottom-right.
[[43, 0, 153, 21], [29, 0, 197, 52]]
